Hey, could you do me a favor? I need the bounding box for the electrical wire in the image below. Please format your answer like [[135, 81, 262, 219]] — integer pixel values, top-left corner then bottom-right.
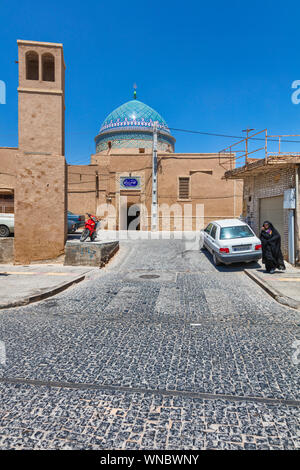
[[166, 127, 300, 144], [61, 125, 300, 143]]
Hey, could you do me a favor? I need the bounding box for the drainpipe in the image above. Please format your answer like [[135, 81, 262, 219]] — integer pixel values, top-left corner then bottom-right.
[[151, 122, 158, 231], [285, 184, 296, 265]]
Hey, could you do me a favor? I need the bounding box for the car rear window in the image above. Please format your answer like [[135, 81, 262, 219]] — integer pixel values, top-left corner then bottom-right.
[[219, 225, 254, 240]]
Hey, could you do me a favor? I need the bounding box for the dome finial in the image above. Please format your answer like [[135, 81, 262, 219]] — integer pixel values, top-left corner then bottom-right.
[[133, 83, 137, 99]]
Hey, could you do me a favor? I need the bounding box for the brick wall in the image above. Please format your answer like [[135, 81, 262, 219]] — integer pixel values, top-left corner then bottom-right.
[[243, 165, 297, 259]]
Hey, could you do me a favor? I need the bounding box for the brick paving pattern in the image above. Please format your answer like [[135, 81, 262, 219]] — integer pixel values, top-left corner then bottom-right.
[[0, 239, 299, 449]]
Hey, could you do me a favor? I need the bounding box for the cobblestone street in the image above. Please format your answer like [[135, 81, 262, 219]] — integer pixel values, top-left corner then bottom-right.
[[0, 237, 299, 449]]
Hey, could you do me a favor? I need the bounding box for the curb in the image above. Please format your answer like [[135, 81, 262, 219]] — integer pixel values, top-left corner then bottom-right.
[[0, 274, 86, 310], [244, 269, 300, 310], [100, 243, 119, 268]]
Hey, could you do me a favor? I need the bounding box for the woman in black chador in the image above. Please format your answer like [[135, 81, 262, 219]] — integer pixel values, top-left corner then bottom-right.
[[260, 221, 285, 273]]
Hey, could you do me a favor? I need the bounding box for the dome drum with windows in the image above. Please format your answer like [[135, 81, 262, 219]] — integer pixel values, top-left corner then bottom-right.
[[95, 98, 175, 152]]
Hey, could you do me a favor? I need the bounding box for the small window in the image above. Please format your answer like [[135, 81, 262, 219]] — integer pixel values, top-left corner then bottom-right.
[[26, 51, 39, 80], [0, 193, 14, 213], [178, 177, 190, 199], [42, 53, 55, 81], [210, 225, 217, 239], [139, 148, 145, 153]]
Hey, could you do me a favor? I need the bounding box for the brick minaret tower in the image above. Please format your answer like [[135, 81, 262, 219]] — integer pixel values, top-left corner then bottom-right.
[[14, 40, 67, 263]]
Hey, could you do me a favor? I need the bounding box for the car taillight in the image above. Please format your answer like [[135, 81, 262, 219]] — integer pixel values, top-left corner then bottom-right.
[[255, 244, 262, 250], [219, 247, 229, 254]]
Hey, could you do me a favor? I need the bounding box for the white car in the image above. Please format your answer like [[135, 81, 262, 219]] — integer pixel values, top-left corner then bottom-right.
[[200, 219, 262, 266], [0, 213, 76, 237]]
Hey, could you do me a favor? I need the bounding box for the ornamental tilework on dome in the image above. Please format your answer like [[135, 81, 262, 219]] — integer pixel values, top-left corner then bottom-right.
[[99, 100, 170, 133], [96, 131, 172, 152], [95, 99, 175, 152]]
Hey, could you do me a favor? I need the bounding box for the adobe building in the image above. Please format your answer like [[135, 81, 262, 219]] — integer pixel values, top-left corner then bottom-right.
[[1, 39, 242, 265], [68, 97, 243, 231], [0, 40, 67, 264]]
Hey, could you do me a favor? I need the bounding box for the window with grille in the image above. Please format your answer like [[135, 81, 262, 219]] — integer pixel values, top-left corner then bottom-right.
[[178, 177, 190, 200], [0, 194, 14, 213], [42, 53, 55, 82], [26, 51, 39, 80]]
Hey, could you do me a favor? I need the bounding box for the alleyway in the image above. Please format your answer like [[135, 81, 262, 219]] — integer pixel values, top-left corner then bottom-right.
[[0, 238, 299, 449]]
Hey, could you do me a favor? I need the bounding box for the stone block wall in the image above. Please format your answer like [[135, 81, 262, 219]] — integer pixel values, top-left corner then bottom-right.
[[0, 238, 14, 263], [64, 241, 119, 267]]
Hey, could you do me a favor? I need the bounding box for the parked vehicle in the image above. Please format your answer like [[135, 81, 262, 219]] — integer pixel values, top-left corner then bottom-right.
[[0, 213, 14, 237], [80, 214, 99, 242], [67, 211, 85, 233], [200, 219, 262, 266], [0, 213, 77, 236]]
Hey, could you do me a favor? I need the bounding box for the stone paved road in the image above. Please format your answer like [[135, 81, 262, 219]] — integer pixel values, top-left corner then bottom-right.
[[0, 238, 299, 449]]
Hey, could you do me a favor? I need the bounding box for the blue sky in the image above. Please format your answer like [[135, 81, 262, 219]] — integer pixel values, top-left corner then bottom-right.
[[0, 0, 300, 164]]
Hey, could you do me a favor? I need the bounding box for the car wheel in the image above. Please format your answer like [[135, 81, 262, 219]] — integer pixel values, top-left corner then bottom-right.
[[0, 225, 10, 237], [213, 252, 221, 266]]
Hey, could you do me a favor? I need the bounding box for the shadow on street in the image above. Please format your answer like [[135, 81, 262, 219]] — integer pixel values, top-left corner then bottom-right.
[[201, 248, 261, 273]]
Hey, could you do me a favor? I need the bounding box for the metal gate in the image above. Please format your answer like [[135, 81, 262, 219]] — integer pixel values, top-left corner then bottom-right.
[[259, 195, 285, 255]]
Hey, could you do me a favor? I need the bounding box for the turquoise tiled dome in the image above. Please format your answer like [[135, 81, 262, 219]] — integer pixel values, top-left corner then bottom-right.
[[99, 100, 171, 133], [95, 99, 175, 152]]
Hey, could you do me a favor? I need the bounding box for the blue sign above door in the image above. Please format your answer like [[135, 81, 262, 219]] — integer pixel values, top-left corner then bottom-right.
[[120, 176, 141, 190]]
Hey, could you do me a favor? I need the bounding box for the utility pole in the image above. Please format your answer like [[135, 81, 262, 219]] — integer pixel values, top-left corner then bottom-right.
[[242, 128, 254, 165], [151, 121, 158, 231]]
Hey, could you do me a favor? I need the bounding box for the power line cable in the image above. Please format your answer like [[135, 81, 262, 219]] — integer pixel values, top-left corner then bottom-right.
[[166, 127, 300, 144]]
